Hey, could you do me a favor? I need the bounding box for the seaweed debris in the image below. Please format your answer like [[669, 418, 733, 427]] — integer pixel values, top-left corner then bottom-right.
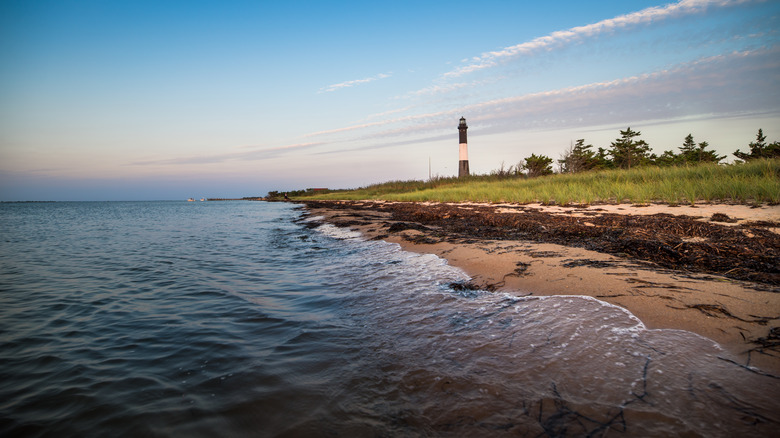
[[303, 200, 780, 286]]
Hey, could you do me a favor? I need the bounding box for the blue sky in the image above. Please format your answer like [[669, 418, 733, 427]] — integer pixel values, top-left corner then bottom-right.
[[1, 0, 778, 201]]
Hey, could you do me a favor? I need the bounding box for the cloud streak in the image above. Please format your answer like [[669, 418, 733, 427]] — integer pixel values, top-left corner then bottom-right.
[[318, 73, 391, 93], [133, 142, 324, 166], [445, 0, 757, 78], [304, 47, 779, 152]]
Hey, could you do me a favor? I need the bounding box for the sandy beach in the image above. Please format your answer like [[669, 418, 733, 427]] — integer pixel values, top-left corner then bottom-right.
[[301, 200, 780, 375]]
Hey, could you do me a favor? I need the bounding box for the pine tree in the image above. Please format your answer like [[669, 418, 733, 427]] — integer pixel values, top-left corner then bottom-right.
[[693, 141, 725, 164], [678, 134, 697, 163], [593, 147, 614, 170], [609, 127, 652, 169], [655, 150, 678, 167], [733, 129, 780, 161], [676, 134, 724, 164], [559, 139, 597, 173], [521, 154, 554, 178]]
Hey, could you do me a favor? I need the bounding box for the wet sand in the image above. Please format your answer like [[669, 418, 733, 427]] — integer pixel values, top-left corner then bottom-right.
[[300, 200, 780, 375]]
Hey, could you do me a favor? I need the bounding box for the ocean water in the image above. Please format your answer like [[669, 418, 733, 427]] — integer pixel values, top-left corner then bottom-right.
[[0, 200, 778, 437]]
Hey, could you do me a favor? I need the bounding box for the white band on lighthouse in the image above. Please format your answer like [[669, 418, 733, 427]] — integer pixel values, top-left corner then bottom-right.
[[459, 143, 468, 161]]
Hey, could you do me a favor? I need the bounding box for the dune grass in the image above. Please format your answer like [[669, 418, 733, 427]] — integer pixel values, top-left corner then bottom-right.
[[297, 159, 780, 205]]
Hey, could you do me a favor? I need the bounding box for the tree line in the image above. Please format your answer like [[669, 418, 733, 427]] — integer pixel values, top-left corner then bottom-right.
[[504, 128, 779, 178], [266, 187, 331, 200]]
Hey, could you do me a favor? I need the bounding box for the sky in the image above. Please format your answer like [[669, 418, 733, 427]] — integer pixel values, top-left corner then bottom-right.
[[1, 0, 779, 201]]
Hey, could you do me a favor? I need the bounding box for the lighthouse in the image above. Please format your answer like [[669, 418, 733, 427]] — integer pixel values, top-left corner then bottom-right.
[[458, 116, 469, 178]]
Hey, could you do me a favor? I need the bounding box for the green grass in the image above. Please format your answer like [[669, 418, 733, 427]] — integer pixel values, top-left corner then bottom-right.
[[295, 159, 780, 205]]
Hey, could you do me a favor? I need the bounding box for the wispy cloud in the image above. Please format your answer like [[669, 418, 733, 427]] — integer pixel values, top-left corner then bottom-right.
[[133, 142, 324, 166], [444, 0, 757, 78], [138, 36, 777, 167], [361, 105, 415, 121], [304, 47, 778, 150], [406, 81, 471, 97], [318, 72, 392, 93], [302, 106, 418, 137], [304, 121, 387, 137]]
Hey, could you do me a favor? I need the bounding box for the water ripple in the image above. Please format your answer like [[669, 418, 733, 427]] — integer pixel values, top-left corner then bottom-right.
[[1, 201, 778, 437]]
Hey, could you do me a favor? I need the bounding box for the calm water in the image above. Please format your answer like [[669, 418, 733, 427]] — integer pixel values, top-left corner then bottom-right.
[[0, 201, 778, 437]]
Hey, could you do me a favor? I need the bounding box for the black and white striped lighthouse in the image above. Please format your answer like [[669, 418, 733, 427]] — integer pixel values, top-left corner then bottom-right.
[[458, 116, 469, 178]]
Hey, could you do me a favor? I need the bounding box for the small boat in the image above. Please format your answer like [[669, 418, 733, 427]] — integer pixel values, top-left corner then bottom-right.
[[187, 198, 195, 202]]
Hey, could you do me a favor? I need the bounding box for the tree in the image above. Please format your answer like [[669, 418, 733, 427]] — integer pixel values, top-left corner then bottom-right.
[[559, 139, 597, 173], [674, 134, 725, 165], [521, 153, 554, 178], [655, 150, 679, 167], [678, 134, 697, 162], [691, 141, 725, 164], [593, 147, 614, 170], [733, 129, 780, 161], [609, 127, 652, 169]]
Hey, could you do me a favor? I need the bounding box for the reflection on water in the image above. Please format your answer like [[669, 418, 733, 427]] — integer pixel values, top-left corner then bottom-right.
[[0, 201, 777, 437]]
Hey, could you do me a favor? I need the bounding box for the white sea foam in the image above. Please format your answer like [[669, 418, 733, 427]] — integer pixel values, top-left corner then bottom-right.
[[315, 223, 470, 286], [308, 215, 776, 437], [315, 223, 364, 240]]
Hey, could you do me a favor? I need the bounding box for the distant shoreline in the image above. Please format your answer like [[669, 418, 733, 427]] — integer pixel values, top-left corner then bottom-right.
[[0, 200, 58, 203]]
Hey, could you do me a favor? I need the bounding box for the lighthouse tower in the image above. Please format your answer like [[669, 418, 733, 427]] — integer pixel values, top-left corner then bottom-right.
[[458, 117, 469, 178]]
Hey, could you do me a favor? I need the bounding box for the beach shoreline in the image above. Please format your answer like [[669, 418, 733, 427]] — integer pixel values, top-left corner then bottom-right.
[[300, 200, 780, 375]]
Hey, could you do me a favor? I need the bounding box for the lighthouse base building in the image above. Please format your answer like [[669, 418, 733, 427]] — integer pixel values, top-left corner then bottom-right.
[[458, 117, 469, 178]]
